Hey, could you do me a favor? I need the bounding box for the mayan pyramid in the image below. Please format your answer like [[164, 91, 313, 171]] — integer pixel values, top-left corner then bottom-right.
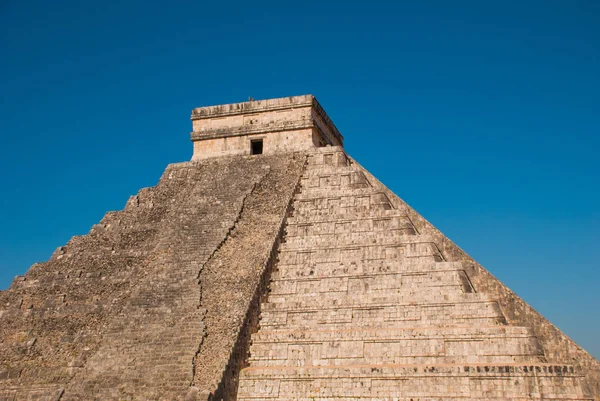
[[1, 95, 598, 401]]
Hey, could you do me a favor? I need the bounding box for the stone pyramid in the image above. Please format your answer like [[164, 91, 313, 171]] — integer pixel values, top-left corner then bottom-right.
[[1, 95, 598, 401]]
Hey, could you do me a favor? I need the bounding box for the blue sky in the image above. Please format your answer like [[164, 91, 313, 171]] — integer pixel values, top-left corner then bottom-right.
[[1, 1, 598, 358]]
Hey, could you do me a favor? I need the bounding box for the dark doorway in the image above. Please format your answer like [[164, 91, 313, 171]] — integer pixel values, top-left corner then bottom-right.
[[251, 139, 263, 155]]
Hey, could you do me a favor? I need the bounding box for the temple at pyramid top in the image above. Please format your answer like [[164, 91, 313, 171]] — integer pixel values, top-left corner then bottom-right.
[[1, 95, 599, 401], [190, 94, 343, 159]]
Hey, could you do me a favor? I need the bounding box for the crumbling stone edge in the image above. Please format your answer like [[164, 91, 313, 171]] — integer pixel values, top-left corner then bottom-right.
[[190, 155, 308, 401], [187, 169, 272, 400]]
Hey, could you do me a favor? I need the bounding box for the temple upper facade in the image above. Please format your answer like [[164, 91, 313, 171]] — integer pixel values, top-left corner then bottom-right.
[[190, 95, 343, 159]]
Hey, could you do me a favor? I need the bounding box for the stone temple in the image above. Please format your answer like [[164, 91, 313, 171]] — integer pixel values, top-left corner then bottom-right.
[[1, 95, 598, 401]]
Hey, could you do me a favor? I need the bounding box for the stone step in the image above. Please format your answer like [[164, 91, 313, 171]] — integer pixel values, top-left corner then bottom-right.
[[248, 326, 544, 367], [283, 229, 418, 248], [281, 235, 438, 250], [238, 364, 588, 400], [286, 209, 409, 224], [302, 169, 371, 180], [294, 190, 394, 207], [0, 386, 65, 401], [306, 147, 350, 158], [269, 269, 473, 296], [248, 346, 543, 367], [263, 292, 491, 310], [252, 325, 534, 343], [300, 171, 371, 191], [278, 240, 444, 265], [293, 203, 395, 218], [300, 166, 369, 177], [273, 260, 463, 280], [292, 193, 396, 216], [295, 187, 386, 199], [286, 213, 414, 231], [260, 299, 506, 330]]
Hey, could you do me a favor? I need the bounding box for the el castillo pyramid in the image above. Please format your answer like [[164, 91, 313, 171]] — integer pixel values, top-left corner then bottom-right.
[[1, 95, 598, 401]]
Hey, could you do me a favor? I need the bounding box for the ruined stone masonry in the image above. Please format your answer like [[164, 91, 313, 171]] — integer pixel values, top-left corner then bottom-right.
[[1, 95, 598, 400]]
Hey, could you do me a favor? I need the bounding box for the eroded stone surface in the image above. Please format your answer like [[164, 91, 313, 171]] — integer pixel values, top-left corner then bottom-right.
[[238, 147, 599, 401], [0, 153, 306, 401], [1, 95, 598, 401], [190, 95, 343, 160]]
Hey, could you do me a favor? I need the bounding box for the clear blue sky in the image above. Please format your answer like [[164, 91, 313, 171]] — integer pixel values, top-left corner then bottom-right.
[[1, 1, 598, 358]]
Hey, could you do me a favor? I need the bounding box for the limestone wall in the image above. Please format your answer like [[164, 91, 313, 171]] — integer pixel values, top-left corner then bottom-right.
[[0, 152, 306, 401], [190, 153, 306, 400], [237, 146, 593, 400], [191, 101, 312, 134], [190, 95, 343, 160], [354, 156, 600, 400], [1, 136, 596, 400], [192, 128, 315, 160]]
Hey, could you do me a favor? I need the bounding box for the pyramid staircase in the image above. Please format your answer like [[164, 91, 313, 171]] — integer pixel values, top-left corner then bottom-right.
[[237, 147, 590, 400]]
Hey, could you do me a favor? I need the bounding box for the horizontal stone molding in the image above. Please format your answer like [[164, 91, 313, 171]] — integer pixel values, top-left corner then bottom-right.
[[191, 95, 314, 120], [190, 120, 315, 141], [190, 95, 343, 160]]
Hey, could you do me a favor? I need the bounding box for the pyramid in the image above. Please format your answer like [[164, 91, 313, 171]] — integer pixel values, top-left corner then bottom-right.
[[0, 95, 598, 401]]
